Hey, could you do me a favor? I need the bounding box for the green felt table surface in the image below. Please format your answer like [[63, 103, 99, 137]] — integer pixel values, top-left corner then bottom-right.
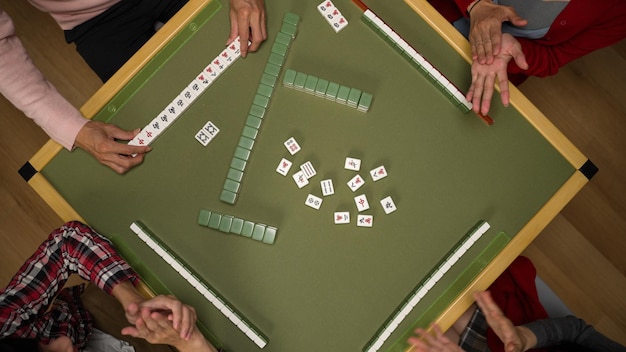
[[37, 0, 578, 350]]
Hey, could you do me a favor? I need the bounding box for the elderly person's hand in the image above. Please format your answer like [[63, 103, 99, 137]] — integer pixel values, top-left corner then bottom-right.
[[467, 0, 527, 64], [466, 33, 528, 115]]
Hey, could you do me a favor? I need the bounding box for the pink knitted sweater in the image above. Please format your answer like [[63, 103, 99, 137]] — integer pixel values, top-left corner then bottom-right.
[[0, 1, 120, 150]]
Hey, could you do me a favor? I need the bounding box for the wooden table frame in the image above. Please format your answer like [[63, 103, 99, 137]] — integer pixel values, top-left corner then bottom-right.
[[20, 0, 595, 349]]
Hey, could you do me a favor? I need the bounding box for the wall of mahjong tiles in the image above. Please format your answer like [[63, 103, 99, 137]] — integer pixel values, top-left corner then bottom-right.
[[38, 0, 575, 350]]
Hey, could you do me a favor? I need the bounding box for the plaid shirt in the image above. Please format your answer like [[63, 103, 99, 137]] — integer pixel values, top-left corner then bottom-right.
[[459, 307, 489, 352], [0, 221, 138, 347]]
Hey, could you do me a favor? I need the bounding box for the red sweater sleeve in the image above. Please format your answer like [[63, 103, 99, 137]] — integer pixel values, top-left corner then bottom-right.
[[507, 0, 626, 78], [428, 0, 472, 22], [428, 0, 626, 84], [487, 256, 550, 352]]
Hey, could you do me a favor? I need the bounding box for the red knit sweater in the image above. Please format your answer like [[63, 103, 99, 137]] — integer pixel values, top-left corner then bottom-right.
[[428, 0, 626, 84]]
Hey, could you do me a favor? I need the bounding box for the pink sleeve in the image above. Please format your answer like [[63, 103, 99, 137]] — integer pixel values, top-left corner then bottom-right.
[[0, 9, 88, 150]]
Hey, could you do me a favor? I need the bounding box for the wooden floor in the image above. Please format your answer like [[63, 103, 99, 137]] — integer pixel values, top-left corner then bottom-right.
[[1, 0, 625, 348]]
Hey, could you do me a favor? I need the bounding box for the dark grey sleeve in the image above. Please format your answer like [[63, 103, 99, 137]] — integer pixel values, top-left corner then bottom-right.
[[522, 316, 626, 352]]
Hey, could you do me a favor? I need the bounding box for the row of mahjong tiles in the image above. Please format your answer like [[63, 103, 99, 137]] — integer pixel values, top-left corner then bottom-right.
[[219, 12, 301, 205], [130, 221, 268, 348], [128, 37, 245, 149], [363, 221, 491, 352], [197, 209, 278, 245], [130, 217, 490, 351], [282, 69, 373, 112], [110, 1, 503, 351], [355, 3, 478, 118]]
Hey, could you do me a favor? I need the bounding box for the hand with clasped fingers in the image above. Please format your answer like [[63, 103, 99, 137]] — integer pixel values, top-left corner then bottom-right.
[[122, 307, 218, 352]]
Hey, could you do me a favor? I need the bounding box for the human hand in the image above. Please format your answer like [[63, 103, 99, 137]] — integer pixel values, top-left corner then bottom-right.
[[466, 33, 527, 115], [468, 1, 527, 64], [474, 291, 536, 352], [228, 0, 267, 57], [121, 309, 218, 352], [125, 295, 197, 340], [407, 324, 464, 352], [74, 121, 151, 174], [38, 336, 77, 352]]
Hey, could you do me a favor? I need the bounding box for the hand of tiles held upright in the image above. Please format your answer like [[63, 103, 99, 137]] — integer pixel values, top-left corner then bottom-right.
[[351, 1, 492, 125], [128, 38, 244, 149]]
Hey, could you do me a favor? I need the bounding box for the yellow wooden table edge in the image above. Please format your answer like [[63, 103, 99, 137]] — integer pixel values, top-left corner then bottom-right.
[[401, 0, 592, 348], [24, 0, 215, 301], [26, 0, 213, 218], [403, 0, 588, 169], [404, 171, 588, 351], [22, 0, 593, 349]]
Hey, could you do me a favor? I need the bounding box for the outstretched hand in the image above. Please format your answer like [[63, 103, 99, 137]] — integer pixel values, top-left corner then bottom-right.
[[227, 0, 267, 57], [74, 120, 151, 174], [466, 33, 528, 116], [468, 0, 527, 64]]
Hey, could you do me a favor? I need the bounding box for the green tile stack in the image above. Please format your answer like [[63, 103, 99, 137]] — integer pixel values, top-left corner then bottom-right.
[[198, 209, 278, 245], [220, 12, 301, 204], [282, 68, 373, 112]]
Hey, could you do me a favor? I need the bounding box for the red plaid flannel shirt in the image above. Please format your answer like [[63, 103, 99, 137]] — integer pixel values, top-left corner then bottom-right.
[[0, 221, 138, 347]]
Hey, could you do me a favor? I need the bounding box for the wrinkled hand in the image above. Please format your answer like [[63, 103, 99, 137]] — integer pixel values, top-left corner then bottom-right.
[[122, 310, 217, 352], [228, 0, 267, 57], [125, 295, 197, 340], [74, 120, 151, 174], [466, 33, 527, 115], [122, 310, 183, 346], [468, 1, 527, 64], [474, 291, 535, 352], [38, 336, 76, 352], [407, 324, 464, 352]]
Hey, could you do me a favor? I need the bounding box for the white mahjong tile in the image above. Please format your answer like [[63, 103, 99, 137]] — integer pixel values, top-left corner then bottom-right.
[[225, 37, 242, 58], [300, 161, 317, 179], [195, 70, 214, 89], [357, 214, 374, 227], [204, 61, 221, 80], [321, 179, 335, 196], [202, 121, 220, 138], [380, 195, 397, 214], [344, 157, 361, 171], [284, 137, 302, 155], [128, 129, 150, 147], [317, 0, 335, 15], [276, 158, 293, 176], [331, 15, 348, 33], [195, 129, 211, 146], [347, 174, 365, 192], [370, 165, 388, 181], [305, 194, 323, 210], [292, 170, 309, 188], [334, 211, 350, 224], [354, 194, 370, 211]]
